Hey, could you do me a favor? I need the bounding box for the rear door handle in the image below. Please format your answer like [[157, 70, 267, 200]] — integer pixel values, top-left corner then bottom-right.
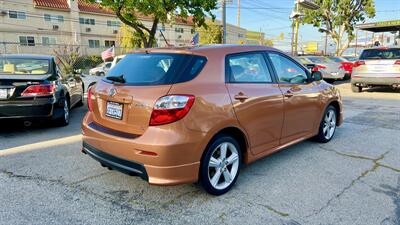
[[234, 92, 249, 101], [284, 90, 294, 98]]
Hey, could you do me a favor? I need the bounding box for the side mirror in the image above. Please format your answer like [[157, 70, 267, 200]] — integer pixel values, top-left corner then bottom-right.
[[312, 71, 323, 81]]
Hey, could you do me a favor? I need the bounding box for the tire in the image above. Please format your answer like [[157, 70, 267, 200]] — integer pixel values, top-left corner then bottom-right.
[[344, 73, 351, 80], [55, 97, 70, 126], [351, 84, 362, 93], [314, 105, 337, 143], [325, 79, 335, 84], [200, 135, 242, 195]]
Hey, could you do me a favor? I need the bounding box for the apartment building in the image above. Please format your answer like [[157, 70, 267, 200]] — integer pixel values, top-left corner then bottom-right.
[[0, 0, 196, 55]]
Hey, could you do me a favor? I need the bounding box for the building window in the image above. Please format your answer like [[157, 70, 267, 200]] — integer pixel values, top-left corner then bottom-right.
[[80, 18, 95, 25], [9, 11, 26, 19], [44, 14, 64, 23], [105, 40, 115, 47], [175, 27, 184, 33], [19, 36, 35, 46], [88, 40, 100, 48], [161, 25, 166, 31], [42, 37, 56, 45], [107, 21, 120, 27]]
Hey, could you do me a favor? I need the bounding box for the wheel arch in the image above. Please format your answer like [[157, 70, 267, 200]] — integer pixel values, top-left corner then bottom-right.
[[201, 126, 250, 164]]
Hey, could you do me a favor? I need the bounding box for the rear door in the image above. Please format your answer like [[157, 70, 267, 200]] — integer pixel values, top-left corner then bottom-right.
[[90, 53, 206, 136], [267, 52, 322, 144], [225, 52, 284, 155]]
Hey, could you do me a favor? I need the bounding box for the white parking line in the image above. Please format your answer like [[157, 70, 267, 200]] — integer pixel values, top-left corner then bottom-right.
[[0, 135, 82, 157]]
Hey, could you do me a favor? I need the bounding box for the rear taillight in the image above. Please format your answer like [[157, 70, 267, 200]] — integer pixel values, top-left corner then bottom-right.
[[353, 61, 365, 67], [87, 86, 94, 112], [149, 95, 195, 126], [21, 84, 55, 97], [394, 60, 400, 65], [312, 64, 326, 72]]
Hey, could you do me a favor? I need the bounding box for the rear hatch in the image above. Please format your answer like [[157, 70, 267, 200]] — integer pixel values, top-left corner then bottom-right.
[[356, 48, 400, 77], [0, 57, 52, 101], [89, 52, 207, 136]]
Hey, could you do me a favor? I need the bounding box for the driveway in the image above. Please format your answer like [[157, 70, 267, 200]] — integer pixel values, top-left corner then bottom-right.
[[1, 83, 399, 225]]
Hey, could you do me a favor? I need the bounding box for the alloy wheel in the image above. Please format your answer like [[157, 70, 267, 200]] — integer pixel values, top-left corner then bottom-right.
[[323, 109, 336, 140], [208, 142, 239, 190]]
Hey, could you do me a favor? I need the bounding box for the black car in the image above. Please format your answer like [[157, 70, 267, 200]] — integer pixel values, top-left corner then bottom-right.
[[0, 54, 84, 126]]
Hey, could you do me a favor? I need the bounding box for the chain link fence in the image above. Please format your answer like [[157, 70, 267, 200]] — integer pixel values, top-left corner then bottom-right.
[[0, 42, 129, 75]]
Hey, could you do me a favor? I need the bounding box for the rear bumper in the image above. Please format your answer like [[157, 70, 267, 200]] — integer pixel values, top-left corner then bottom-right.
[[82, 142, 149, 181], [351, 76, 400, 86], [81, 113, 204, 186], [323, 70, 346, 80], [0, 97, 55, 119]]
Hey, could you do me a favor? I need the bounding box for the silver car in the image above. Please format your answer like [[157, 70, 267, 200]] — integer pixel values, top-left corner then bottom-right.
[[298, 56, 346, 82], [89, 62, 112, 76], [351, 47, 400, 92]]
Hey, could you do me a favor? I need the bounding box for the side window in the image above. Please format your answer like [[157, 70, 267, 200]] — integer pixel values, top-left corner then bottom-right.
[[268, 52, 308, 84], [227, 53, 273, 83]]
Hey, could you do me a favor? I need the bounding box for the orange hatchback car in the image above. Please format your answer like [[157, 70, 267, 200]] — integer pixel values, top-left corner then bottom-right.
[[82, 45, 343, 195]]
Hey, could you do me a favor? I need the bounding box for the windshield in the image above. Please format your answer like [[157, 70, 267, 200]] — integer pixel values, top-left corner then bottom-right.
[[360, 48, 400, 60], [306, 56, 333, 64], [105, 53, 207, 85], [0, 58, 50, 75]]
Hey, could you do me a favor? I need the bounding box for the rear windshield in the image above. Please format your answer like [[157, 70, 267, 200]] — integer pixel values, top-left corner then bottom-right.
[[105, 53, 207, 85], [307, 56, 332, 64], [0, 58, 50, 75], [360, 48, 400, 60], [329, 57, 346, 63]]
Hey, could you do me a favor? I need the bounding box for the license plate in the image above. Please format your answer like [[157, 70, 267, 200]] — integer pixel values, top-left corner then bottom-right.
[[105, 101, 123, 120], [0, 89, 7, 99]]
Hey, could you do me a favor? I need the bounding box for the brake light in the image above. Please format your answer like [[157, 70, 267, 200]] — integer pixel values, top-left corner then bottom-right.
[[394, 60, 400, 65], [353, 61, 365, 67], [87, 86, 94, 112], [312, 64, 326, 72], [21, 84, 55, 97], [149, 95, 195, 126]]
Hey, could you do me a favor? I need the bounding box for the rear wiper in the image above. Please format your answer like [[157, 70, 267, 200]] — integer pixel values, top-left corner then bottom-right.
[[106, 74, 126, 83]]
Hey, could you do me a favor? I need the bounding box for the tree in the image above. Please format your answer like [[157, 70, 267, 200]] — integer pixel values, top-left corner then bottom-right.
[[117, 24, 150, 50], [87, 0, 218, 48], [302, 0, 375, 56], [53, 44, 81, 75], [197, 20, 222, 44]]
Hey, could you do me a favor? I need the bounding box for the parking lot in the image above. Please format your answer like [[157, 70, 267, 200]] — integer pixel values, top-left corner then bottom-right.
[[0, 81, 399, 225]]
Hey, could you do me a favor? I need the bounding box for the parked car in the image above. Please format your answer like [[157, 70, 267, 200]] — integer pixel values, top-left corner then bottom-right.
[[81, 45, 343, 195], [89, 61, 112, 76], [0, 54, 84, 126], [299, 56, 346, 82], [327, 56, 354, 80], [351, 47, 400, 92], [110, 55, 126, 69]]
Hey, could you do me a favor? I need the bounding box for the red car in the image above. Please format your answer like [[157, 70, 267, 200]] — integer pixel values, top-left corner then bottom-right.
[[328, 56, 354, 80]]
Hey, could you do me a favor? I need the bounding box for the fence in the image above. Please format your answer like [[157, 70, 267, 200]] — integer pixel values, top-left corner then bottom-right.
[[0, 42, 129, 75]]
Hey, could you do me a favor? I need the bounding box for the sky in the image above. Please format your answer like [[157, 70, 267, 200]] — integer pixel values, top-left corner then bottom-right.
[[214, 0, 400, 51]]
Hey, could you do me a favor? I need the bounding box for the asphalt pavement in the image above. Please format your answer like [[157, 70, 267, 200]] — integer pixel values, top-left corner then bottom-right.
[[0, 82, 399, 225]]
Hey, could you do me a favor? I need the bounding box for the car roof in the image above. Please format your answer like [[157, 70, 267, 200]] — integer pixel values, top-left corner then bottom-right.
[[0, 54, 54, 60], [129, 45, 282, 56], [362, 46, 400, 51]]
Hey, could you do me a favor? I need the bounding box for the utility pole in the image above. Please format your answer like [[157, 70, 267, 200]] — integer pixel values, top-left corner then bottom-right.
[[222, 0, 227, 44], [293, 2, 300, 56], [324, 33, 328, 55], [237, 0, 240, 27], [354, 29, 358, 57]]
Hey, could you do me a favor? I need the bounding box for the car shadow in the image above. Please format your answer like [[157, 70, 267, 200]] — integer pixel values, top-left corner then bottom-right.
[[0, 104, 87, 150]]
